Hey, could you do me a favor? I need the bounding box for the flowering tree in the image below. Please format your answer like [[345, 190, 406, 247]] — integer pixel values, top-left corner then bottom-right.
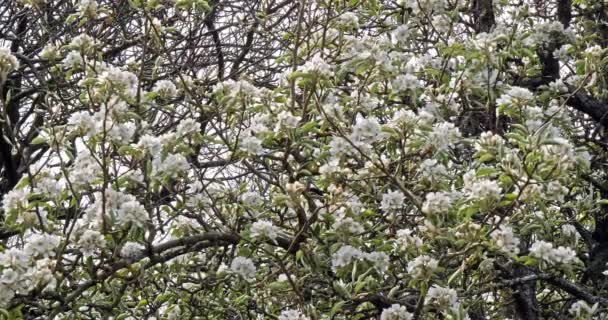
[[2, 0, 608, 319]]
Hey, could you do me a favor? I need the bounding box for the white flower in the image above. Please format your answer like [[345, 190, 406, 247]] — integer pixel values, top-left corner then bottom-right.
[[380, 190, 405, 212], [380, 304, 413, 320], [279, 309, 310, 320], [176, 118, 201, 136], [490, 225, 520, 254], [421, 192, 452, 215], [230, 257, 256, 280], [213, 79, 259, 97], [427, 122, 461, 151], [157, 153, 190, 178], [297, 53, 331, 76], [153, 80, 177, 98], [250, 220, 279, 242], [392, 74, 420, 92], [241, 191, 262, 206], [0, 284, 14, 307], [475, 131, 505, 154], [240, 136, 264, 155], [338, 12, 359, 28], [2, 188, 29, 212], [138, 134, 163, 156], [332, 245, 363, 271], [395, 229, 423, 251], [40, 44, 59, 60], [0, 47, 19, 78], [68, 111, 95, 135], [529, 240, 554, 263], [496, 86, 534, 106], [99, 67, 138, 96], [70, 34, 95, 48], [562, 224, 579, 244], [569, 300, 598, 317], [426, 285, 458, 307], [404, 0, 447, 14], [407, 255, 438, 278], [24, 234, 60, 258], [418, 159, 447, 185], [529, 240, 578, 265], [389, 109, 418, 128], [329, 137, 353, 157], [392, 25, 410, 43], [332, 217, 364, 234], [0, 268, 19, 286], [276, 111, 301, 130], [77, 0, 98, 16], [551, 245, 578, 264], [350, 117, 383, 145], [469, 179, 502, 202], [116, 200, 149, 228], [120, 241, 144, 259], [0, 249, 28, 270], [365, 251, 390, 273], [77, 230, 106, 256], [108, 122, 136, 143], [62, 50, 83, 68]]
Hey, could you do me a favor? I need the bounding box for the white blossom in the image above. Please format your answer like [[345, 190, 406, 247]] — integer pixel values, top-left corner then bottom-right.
[[153, 80, 177, 98], [337, 12, 359, 28], [157, 153, 190, 178], [116, 200, 149, 228], [529, 240, 578, 265], [276, 111, 301, 130], [0, 47, 19, 79], [426, 285, 459, 307], [395, 229, 423, 251], [469, 179, 502, 203], [230, 257, 256, 280], [329, 137, 353, 157], [365, 251, 390, 273], [250, 220, 279, 242], [120, 241, 144, 259], [350, 117, 384, 146], [381, 190, 405, 212], [569, 300, 598, 317], [392, 74, 420, 92], [380, 304, 413, 320], [77, 230, 106, 256], [490, 225, 520, 254], [24, 234, 60, 258], [407, 255, 438, 278], [240, 136, 264, 155], [63, 50, 83, 68], [176, 118, 201, 136], [138, 134, 163, 156], [279, 309, 310, 320], [77, 0, 98, 16], [496, 86, 534, 106], [392, 25, 410, 43], [241, 191, 262, 206], [0, 249, 28, 271], [99, 67, 138, 96], [332, 245, 363, 271], [332, 217, 364, 234], [422, 192, 452, 215], [427, 122, 461, 151], [213, 79, 259, 97], [297, 53, 331, 76], [2, 188, 29, 213]]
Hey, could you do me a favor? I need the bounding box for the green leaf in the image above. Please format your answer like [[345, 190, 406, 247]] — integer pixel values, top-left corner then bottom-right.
[[330, 301, 346, 316]]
